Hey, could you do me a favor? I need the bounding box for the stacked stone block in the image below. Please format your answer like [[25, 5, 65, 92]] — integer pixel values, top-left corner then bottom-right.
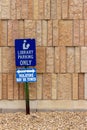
[[0, 0, 87, 105]]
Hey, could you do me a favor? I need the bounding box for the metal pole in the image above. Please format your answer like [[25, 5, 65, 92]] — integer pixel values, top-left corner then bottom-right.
[[24, 67, 30, 114]]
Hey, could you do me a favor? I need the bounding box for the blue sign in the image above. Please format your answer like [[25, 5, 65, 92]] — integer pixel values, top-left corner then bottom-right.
[[16, 68, 37, 82], [14, 39, 36, 66]]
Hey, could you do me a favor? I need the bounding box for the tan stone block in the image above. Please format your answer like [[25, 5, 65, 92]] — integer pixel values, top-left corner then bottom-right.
[[75, 47, 80, 73], [25, 20, 36, 38], [2, 47, 9, 73], [62, 0, 68, 19], [46, 47, 54, 73], [1, 0, 10, 19], [8, 21, 13, 46], [55, 47, 60, 73], [0, 48, 2, 73], [80, 20, 85, 46], [60, 47, 66, 73], [8, 74, 14, 100], [73, 20, 80, 46], [1, 21, 7, 46], [43, 74, 52, 99], [67, 47, 75, 73], [28, 0, 33, 19], [36, 47, 45, 73], [8, 20, 18, 46], [57, 0, 61, 19], [53, 20, 58, 46], [18, 20, 24, 38], [85, 74, 87, 99], [13, 74, 19, 100], [38, 0, 44, 19], [44, 0, 50, 19], [16, 0, 21, 19], [36, 20, 42, 46], [2, 74, 7, 99], [59, 20, 72, 46], [79, 74, 84, 100], [10, 0, 16, 19], [51, 0, 57, 19], [85, 20, 87, 46], [0, 21, 2, 46], [84, 0, 87, 19], [0, 1, 1, 19], [42, 20, 47, 46], [29, 83, 37, 99], [19, 83, 24, 100], [81, 47, 87, 72], [37, 74, 42, 99], [58, 74, 72, 100], [33, 0, 38, 19], [69, 0, 83, 19], [21, 0, 28, 19], [72, 74, 78, 100], [47, 20, 52, 46], [52, 74, 57, 99], [0, 74, 2, 99], [8, 47, 16, 72]]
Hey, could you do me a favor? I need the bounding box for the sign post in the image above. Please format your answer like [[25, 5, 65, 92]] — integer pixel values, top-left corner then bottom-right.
[[14, 39, 36, 115]]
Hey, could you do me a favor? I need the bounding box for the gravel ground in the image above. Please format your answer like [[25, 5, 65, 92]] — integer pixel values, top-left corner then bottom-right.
[[0, 111, 87, 130]]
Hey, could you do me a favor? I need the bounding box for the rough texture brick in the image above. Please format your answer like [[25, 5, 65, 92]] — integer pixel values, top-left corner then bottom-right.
[[84, 0, 87, 19], [8, 74, 14, 100], [85, 20, 87, 46], [36, 20, 42, 46], [10, 0, 16, 19], [2, 47, 9, 73], [80, 20, 85, 46], [19, 83, 24, 100], [44, 0, 50, 19], [21, 0, 28, 19], [51, 0, 57, 19], [72, 74, 78, 100], [42, 20, 47, 46], [85, 74, 87, 99], [36, 47, 45, 73], [1, 21, 7, 46], [29, 83, 37, 99], [53, 20, 58, 46], [2, 74, 7, 99], [52, 74, 57, 99], [0, 1, 1, 19], [69, 0, 83, 19], [58, 74, 72, 100], [1, 0, 10, 19], [8, 21, 13, 46], [60, 47, 66, 73], [75, 47, 80, 73], [57, 0, 61, 19], [16, 0, 21, 19], [37, 74, 42, 99], [0, 74, 2, 99], [38, 0, 44, 19], [0, 48, 2, 73], [55, 47, 60, 73], [81, 47, 87, 72], [59, 20, 72, 46], [25, 20, 36, 38], [62, 0, 68, 19], [67, 47, 75, 73], [46, 47, 54, 73], [43, 74, 52, 99], [18, 20, 24, 38], [28, 0, 33, 19], [13, 74, 19, 100], [79, 74, 84, 100], [33, 0, 38, 19], [47, 20, 52, 46]]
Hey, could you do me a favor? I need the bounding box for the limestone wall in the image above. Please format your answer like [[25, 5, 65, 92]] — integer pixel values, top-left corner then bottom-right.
[[0, 0, 87, 110]]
